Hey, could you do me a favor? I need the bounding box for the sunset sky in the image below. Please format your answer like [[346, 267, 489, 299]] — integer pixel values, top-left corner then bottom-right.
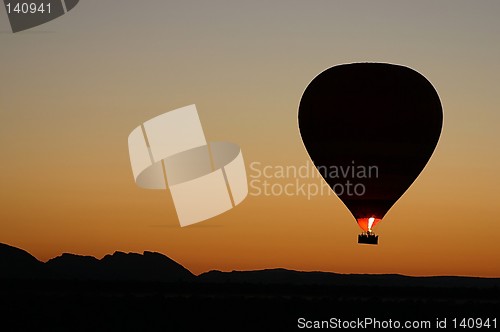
[[1, 1, 499, 277]]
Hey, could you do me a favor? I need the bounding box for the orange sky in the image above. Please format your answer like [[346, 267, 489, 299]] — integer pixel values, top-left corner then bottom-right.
[[0, 1, 499, 277]]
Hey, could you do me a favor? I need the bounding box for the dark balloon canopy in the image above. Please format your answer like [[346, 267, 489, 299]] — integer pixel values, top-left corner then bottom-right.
[[298, 63, 443, 241]]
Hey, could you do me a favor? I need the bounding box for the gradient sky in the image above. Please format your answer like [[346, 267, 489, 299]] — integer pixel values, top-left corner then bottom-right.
[[1, 1, 499, 277]]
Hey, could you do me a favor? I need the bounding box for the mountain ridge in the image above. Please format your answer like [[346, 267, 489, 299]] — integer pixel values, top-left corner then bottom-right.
[[1, 242, 499, 288], [198, 267, 500, 288], [1, 242, 194, 282]]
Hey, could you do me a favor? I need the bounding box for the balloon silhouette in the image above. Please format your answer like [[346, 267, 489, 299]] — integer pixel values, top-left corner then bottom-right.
[[298, 63, 442, 244]]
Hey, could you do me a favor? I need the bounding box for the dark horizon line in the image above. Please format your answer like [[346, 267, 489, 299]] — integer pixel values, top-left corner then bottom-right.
[[1, 241, 499, 281]]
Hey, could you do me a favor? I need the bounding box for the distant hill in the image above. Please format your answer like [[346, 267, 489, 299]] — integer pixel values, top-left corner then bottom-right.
[[1, 242, 499, 331], [1, 242, 499, 288], [98, 250, 194, 282], [0, 243, 44, 279], [199, 268, 500, 288], [1, 243, 194, 282], [46, 253, 102, 280]]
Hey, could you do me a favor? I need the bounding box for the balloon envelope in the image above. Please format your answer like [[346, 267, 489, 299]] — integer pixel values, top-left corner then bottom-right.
[[298, 63, 442, 232]]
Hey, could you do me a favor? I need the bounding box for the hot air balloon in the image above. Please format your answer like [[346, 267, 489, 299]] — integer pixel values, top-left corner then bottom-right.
[[298, 63, 443, 245]]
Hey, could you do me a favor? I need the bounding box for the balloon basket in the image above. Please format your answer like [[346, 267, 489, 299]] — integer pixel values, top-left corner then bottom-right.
[[358, 233, 378, 245]]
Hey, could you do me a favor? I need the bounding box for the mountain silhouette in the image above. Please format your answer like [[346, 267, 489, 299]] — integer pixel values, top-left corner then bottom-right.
[[46, 253, 103, 280], [1, 243, 193, 282], [0, 242, 44, 279], [98, 250, 194, 282], [1, 242, 499, 331], [199, 268, 500, 288], [1, 242, 499, 288]]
